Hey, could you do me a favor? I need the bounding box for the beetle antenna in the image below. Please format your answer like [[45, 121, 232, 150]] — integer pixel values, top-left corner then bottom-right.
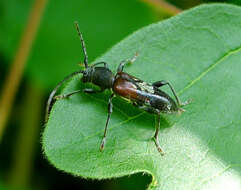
[[74, 21, 88, 69], [45, 70, 83, 122]]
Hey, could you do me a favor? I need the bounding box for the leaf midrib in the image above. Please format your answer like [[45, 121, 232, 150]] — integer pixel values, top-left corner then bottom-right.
[[179, 45, 241, 95]]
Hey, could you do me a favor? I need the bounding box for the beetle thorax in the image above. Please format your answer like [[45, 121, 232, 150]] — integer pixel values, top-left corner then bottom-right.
[[81, 67, 114, 90]]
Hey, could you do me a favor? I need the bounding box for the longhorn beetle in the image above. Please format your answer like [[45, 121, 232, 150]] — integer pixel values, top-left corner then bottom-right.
[[45, 22, 190, 155]]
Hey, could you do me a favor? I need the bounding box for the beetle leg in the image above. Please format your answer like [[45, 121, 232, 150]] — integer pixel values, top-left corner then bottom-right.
[[54, 88, 102, 100], [153, 111, 164, 155], [100, 93, 114, 151], [54, 90, 82, 100], [91, 61, 108, 68], [133, 104, 164, 154], [45, 71, 84, 122], [152, 80, 184, 106], [117, 52, 138, 73]]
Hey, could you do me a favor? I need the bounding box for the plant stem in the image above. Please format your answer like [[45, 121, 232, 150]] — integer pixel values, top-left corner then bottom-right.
[[0, 0, 48, 140], [7, 83, 44, 188], [140, 0, 182, 16]]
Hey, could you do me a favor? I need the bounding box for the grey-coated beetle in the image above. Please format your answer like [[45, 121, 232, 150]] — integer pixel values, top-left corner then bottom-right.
[[45, 22, 190, 155]]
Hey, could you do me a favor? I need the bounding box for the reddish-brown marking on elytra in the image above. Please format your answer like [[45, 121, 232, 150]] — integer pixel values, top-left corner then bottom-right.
[[113, 74, 138, 100]]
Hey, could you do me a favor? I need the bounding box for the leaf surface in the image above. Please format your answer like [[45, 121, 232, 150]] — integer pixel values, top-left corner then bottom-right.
[[43, 4, 241, 190]]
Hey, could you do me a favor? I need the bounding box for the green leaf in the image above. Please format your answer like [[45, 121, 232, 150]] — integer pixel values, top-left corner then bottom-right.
[[43, 4, 241, 190]]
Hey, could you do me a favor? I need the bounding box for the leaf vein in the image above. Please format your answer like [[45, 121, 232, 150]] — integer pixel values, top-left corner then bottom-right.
[[178, 46, 241, 95]]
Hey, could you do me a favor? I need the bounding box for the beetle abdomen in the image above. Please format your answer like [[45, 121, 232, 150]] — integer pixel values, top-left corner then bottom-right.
[[113, 72, 179, 113]]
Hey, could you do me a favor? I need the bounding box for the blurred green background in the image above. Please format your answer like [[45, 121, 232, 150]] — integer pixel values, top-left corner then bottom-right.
[[0, 0, 240, 190]]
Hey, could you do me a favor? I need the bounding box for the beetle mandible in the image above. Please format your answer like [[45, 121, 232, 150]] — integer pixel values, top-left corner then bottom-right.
[[45, 22, 190, 155]]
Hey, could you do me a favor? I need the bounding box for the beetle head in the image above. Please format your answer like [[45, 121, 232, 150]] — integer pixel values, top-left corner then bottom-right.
[[81, 67, 94, 83]]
